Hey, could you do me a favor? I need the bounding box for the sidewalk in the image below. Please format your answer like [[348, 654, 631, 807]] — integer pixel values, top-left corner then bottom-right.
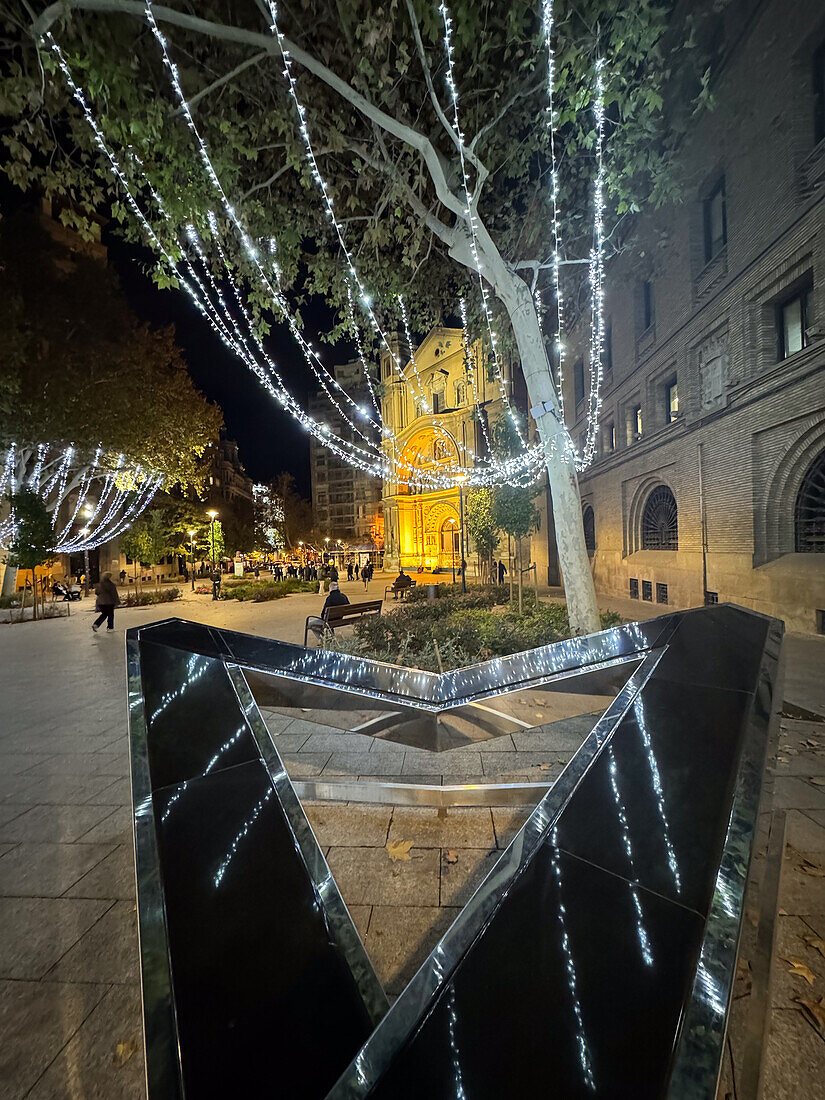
[[0, 593, 822, 1096]]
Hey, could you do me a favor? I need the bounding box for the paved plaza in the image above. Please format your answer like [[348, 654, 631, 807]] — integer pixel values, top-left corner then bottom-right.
[[0, 588, 824, 1096]]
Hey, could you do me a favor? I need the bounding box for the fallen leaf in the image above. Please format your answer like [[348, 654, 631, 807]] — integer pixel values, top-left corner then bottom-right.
[[804, 935, 825, 959], [781, 956, 817, 985], [800, 857, 825, 878], [778, 908, 788, 916], [445, 849, 459, 864], [810, 777, 825, 786], [387, 839, 413, 861], [114, 1040, 138, 1065], [795, 995, 825, 1036]]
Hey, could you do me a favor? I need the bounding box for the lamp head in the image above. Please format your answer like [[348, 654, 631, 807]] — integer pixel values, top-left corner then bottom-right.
[[207, 510, 218, 520]]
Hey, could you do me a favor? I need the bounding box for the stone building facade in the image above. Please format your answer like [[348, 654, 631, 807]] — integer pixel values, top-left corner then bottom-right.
[[562, 0, 825, 633], [309, 360, 384, 545]]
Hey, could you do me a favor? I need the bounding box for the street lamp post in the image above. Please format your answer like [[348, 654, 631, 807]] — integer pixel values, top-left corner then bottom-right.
[[449, 518, 457, 584], [207, 510, 219, 600], [188, 530, 196, 591]]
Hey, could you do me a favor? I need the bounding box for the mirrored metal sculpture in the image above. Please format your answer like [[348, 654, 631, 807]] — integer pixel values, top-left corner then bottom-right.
[[127, 604, 782, 1098]]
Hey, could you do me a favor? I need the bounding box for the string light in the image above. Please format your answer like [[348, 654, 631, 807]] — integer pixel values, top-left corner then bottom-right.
[[582, 58, 607, 469], [438, 3, 525, 445], [541, 0, 567, 426]]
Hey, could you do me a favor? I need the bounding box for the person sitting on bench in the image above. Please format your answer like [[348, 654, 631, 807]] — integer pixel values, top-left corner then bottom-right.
[[391, 569, 412, 599], [322, 580, 349, 614]]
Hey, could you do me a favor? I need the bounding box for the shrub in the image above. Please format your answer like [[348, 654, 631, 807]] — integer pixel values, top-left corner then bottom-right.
[[122, 587, 181, 607], [0, 594, 21, 609], [219, 578, 318, 602]]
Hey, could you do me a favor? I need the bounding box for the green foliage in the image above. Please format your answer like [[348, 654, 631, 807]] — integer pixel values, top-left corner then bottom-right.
[[120, 526, 152, 568], [0, 1, 722, 350], [464, 487, 499, 560], [219, 578, 318, 602], [205, 519, 225, 563], [0, 215, 221, 489], [492, 483, 538, 541], [338, 586, 622, 669], [7, 488, 55, 572], [122, 586, 181, 606]]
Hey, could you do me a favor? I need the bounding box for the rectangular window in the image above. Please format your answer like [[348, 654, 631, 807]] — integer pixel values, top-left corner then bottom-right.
[[454, 381, 466, 407], [703, 178, 727, 263], [633, 404, 643, 439], [604, 318, 613, 376], [656, 582, 668, 604], [604, 421, 615, 454], [642, 281, 654, 331], [432, 390, 445, 414], [629, 578, 639, 599], [778, 289, 809, 359], [666, 379, 679, 423], [573, 359, 585, 409], [815, 42, 825, 145], [705, 590, 719, 605], [642, 580, 653, 602]]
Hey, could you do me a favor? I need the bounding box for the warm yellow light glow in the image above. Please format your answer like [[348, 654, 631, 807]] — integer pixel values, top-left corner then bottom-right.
[[207, 510, 218, 519]]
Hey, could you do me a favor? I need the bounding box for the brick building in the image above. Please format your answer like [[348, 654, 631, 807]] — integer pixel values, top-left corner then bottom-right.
[[560, 0, 825, 633], [309, 360, 384, 545]]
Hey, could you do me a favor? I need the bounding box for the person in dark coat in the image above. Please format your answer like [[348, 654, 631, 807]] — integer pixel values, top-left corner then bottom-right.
[[498, 560, 507, 585], [92, 572, 120, 632], [391, 569, 412, 599], [322, 581, 349, 614]]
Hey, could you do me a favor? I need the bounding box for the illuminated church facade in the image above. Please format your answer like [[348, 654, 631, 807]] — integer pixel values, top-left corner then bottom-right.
[[380, 326, 512, 573]]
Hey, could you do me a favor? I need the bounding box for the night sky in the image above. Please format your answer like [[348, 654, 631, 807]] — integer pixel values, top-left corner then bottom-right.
[[107, 230, 332, 496]]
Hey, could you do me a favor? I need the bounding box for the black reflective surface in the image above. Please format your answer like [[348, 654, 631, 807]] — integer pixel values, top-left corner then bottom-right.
[[128, 605, 782, 1099], [367, 847, 704, 1099], [153, 762, 374, 1097]]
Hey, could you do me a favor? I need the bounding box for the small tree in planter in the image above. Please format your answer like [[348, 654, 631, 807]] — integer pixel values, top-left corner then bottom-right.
[[121, 524, 152, 591], [465, 487, 499, 585], [7, 488, 55, 621], [492, 484, 539, 616]]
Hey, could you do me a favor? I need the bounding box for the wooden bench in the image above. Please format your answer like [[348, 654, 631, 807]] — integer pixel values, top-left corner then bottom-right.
[[384, 578, 416, 601], [303, 599, 383, 647]]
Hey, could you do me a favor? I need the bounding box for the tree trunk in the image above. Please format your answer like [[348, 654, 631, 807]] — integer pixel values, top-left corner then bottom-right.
[[31, 569, 37, 621], [491, 267, 600, 635], [508, 535, 513, 603], [517, 538, 523, 616]]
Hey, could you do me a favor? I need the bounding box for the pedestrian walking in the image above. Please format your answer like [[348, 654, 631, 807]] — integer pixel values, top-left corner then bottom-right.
[[498, 559, 507, 585], [354, 562, 360, 581], [347, 561, 354, 581], [362, 560, 372, 590], [92, 571, 120, 633]]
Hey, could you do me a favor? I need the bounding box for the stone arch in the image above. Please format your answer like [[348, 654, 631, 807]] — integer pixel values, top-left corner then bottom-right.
[[760, 421, 825, 561], [795, 449, 825, 553], [397, 428, 460, 494], [628, 477, 679, 554]]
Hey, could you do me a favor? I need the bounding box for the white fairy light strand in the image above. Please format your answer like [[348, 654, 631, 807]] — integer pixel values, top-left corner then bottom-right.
[[438, 2, 525, 446], [459, 297, 492, 457], [541, 0, 567, 426], [582, 57, 607, 470]]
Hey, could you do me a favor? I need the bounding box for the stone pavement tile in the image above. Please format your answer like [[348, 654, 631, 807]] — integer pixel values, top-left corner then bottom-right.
[[364, 905, 460, 996], [0, 804, 117, 844], [347, 904, 372, 940], [21, 753, 127, 779], [304, 803, 392, 848], [480, 752, 566, 778], [779, 847, 825, 916], [266, 731, 312, 754], [0, 771, 40, 801], [3, 774, 123, 807], [326, 752, 408, 777], [76, 807, 132, 846], [86, 777, 132, 807], [0, 842, 18, 858], [281, 753, 331, 778], [0, 979, 107, 1100], [0, 753, 49, 776], [0, 842, 114, 898], [439, 848, 500, 907], [491, 808, 532, 848], [283, 717, 338, 741], [760, 1008, 825, 1100], [786, 810, 825, 853], [0, 897, 112, 979], [772, 914, 825, 1006], [301, 731, 377, 754], [0, 804, 26, 829], [388, 807, 495, 849], [512, 718, 596, 753], [27, 982, 145, 1100], [369, 737, 407, 754], [401, 749, 483, 776], [326, 846, 440, 907], [260, 713, 293, 736], [766, 778, 825, 811], [468, 734, 517, 751], [64, 846, 134, 900], [46, 900, 139, 985]]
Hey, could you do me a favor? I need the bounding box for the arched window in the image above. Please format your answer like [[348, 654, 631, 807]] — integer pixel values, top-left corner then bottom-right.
[[795, 450, 825, 552], [641, 485, 678, 550], [582, 505, 596, 556]]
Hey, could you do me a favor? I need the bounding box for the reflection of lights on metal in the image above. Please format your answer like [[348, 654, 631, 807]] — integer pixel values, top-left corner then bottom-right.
[[214, 787, 274, 887], [606, 746, 653, 967], [550, 828, 596, 1090], [634, 697, 681, 895]]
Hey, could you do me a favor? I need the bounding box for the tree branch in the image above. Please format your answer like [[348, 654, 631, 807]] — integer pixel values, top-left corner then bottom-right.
[[33, 0, 468, 222], [241, 148, 333, 200], [181, 49, 268, 114], [468, 76, 543, 155]]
